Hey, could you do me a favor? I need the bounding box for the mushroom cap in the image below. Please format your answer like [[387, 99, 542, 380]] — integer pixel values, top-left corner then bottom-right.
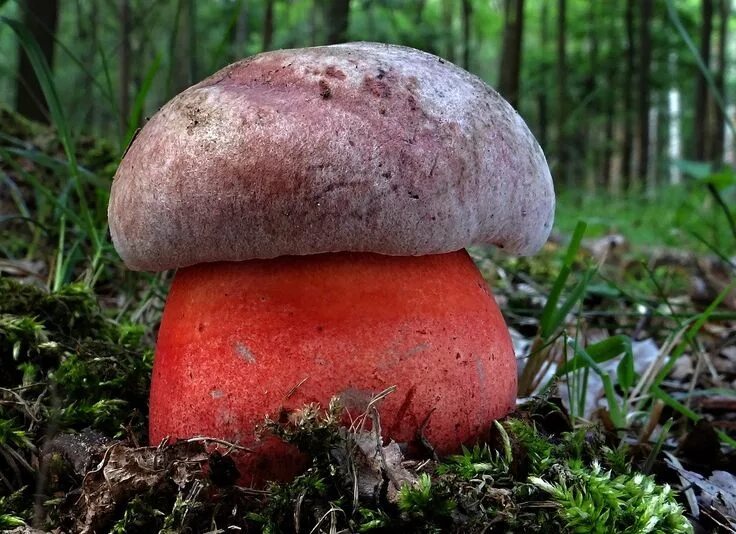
[[109, 42, 554, 271]]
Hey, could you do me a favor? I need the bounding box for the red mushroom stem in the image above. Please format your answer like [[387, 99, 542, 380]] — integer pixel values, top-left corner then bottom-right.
[[150, 250, 516, 484]]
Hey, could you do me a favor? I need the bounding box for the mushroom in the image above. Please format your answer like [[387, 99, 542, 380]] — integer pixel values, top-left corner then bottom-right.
[[108, 42, 554, 484]]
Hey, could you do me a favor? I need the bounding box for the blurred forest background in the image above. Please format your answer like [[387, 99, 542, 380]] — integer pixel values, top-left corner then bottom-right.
[[0, 0, 734, 198], [2, 3, 736, 532]]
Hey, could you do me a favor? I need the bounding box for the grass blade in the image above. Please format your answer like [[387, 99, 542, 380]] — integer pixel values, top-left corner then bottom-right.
[[539, 221, 587, 337], [2, 16, 106, 285], [123, 54, 162, 151], [1, 17, 77, 171], [653, 281, 735, 388], [557, 335, 633, 375]]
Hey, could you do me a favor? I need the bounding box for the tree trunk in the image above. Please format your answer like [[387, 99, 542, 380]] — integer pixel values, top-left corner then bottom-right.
[[621, 0, 636, 190], [235, 0, 250, 53], [498, 0, 524, 109], [668, 88, 683, 184], [323, 0, 350, 45], [602, 5, 617, 188], [75, 0, 98, 129], [120, 0, 131, 132], [187, 0, 197, 84], [695, 0, 713, 161], [668, 51, 683, 185], [712, 0, 729, 162], [442, 0, 455, 63], [584, 1, 599, 192], [647, 101, 659, 195], [309, 0, 319, 45], [726, 105, 736, 165], [556, 0, 567, 184], [461, 0, 472, 70], [637, 0, 652, 183], [15, 0, 60, 123], [537, 1, 548, 151], [602, 90, 615, 188], [262, 0, 275, 50], [414, 0, 427, 25], [169, 0, 196, 92]]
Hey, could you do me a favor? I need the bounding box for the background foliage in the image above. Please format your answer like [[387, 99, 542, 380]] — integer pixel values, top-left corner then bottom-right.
[[0, 0, 734, 194]]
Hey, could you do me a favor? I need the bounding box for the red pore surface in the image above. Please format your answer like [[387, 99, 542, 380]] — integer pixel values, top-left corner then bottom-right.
[[149, 250, 516, 485]]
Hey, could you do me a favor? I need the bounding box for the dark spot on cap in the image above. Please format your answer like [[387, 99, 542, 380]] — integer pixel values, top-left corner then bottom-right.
[[364, 75, 391, 98], [319, 79, 331, 99], [407, 95, 418, 111], [325, 65, 346, 80]]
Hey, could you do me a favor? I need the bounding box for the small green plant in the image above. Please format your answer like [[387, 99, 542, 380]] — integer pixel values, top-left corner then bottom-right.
[[531, 462, 692, 533], [251, 470, 331, 533], [0, 277, 154, 525], [557, 334, 636, 429], [263, 397, 344, 461], [397, 473, 456, 520], [439, 443, 506, 480], [0, 278, 152, 437], [519, 221, 595, 396], [109, 494, 165, 534], [0, 488, 28, 529]]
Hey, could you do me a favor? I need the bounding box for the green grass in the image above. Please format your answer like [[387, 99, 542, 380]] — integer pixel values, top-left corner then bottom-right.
[[555, 183, 734, 253]]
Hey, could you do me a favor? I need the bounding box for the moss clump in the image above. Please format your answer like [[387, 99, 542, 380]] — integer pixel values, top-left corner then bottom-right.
[[0, 277, 152, 526], [531, 462, 690, 533], [0, 488, 28, 529], [0, 279, 692, 532], [236, 398, 693, 533], [0, 278, 152, 435]]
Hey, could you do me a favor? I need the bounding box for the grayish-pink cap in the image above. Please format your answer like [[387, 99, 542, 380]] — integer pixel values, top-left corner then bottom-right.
[[109, 42, 555, 271]]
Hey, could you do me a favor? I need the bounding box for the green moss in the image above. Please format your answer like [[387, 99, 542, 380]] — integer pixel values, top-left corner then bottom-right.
[[0, 278, 152, 435], [531, 464, 691, 533], [247, 402, 692, 533], [0, 487, 29, 529], [0, 106, 51, 146], [0, 279, 693, 532], [0, 278, 152, 525]]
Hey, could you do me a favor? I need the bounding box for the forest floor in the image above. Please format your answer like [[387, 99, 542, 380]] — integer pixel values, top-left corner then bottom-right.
[[1, 108, 735, 533]]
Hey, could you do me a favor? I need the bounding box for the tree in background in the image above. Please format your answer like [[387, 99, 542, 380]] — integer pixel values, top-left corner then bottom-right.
[[695, 0, 713, 161], [691, 0, 730, 164], [710, 0, 730, 163], [637, 0, 653, 183], [622, 0, 636, 190], [263, 0, 275, 50], [461, 0, 472, 70], [3, 0, 729, 193], [441, 0, 455, 63], [14, 0, 59, 123], [556, 0, 567, 185], [499, 0, 524, 109], [534, 1, 549, 152], [323, 0, 350, 44], [120, 0, 131, 135]]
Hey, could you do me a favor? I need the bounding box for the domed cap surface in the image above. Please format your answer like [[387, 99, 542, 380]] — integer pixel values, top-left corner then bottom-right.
[[109, 42, 555, 271]]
